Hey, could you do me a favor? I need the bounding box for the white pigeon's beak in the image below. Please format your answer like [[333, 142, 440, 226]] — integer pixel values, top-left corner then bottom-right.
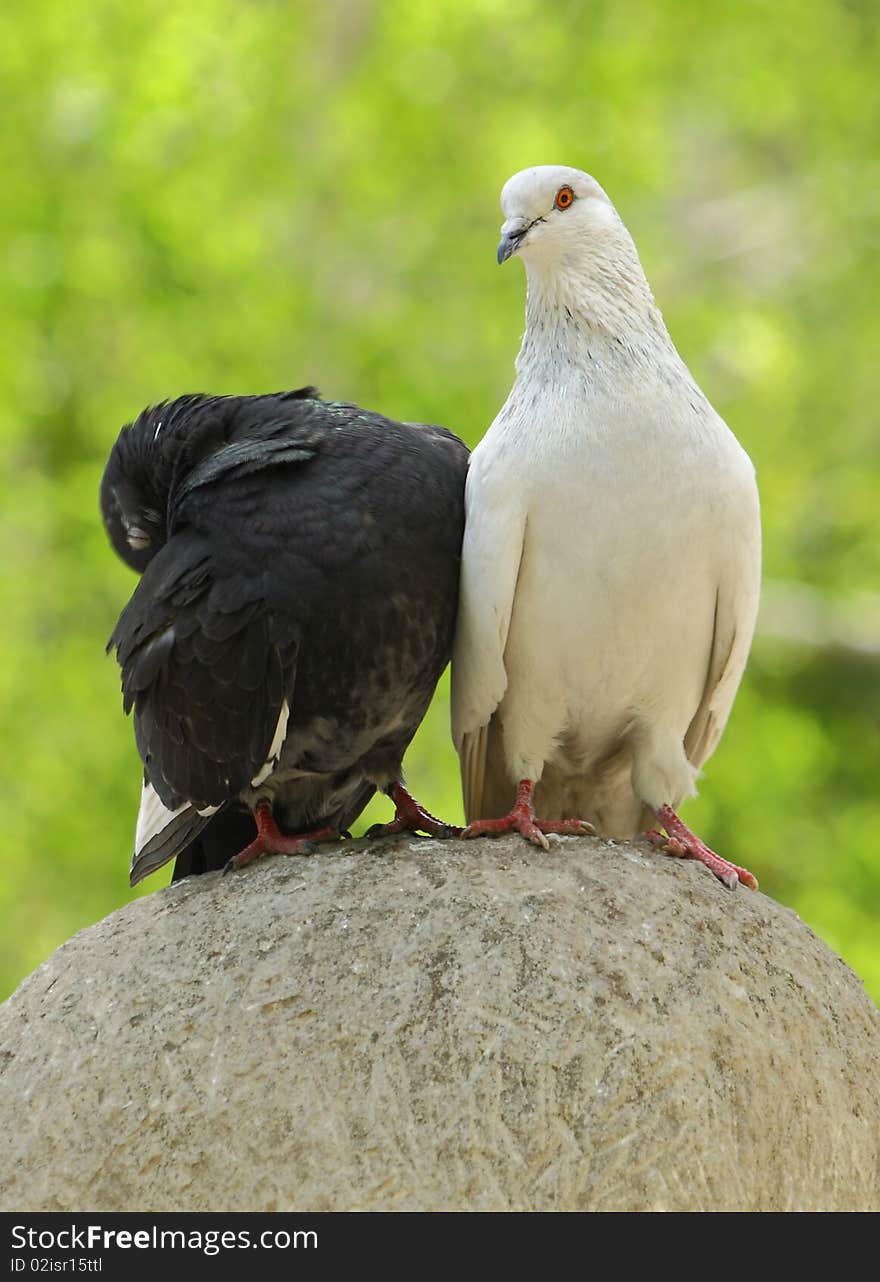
[[497, 217, 530, 264]]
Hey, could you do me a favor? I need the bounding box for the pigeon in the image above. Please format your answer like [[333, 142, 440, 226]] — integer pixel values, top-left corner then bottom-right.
[[102, 388, 469, 886], [451, 166, 761, 890]]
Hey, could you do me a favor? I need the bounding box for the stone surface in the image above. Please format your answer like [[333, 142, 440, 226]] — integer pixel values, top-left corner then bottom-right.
[[2, 834, 878, 1212]]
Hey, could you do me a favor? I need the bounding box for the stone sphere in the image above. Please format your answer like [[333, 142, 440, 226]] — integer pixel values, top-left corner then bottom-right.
[[1, 835, 878, 1211]]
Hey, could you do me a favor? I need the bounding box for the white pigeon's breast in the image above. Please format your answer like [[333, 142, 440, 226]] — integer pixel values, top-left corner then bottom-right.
[[493, 378, 759, 761]]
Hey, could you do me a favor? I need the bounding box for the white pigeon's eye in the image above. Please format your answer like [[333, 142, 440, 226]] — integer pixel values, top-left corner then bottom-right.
[[555, 185, 575, 211]]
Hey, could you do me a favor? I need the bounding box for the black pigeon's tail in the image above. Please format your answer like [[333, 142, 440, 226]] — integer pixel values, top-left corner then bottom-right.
[[130, 806, 213, 886]]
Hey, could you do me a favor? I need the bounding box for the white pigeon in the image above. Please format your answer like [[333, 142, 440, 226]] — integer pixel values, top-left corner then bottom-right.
[[451, 165, 761, 890]]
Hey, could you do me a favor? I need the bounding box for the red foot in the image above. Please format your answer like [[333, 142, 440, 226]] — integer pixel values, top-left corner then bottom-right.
[[463, 779, 595, 852], [223, 801, 340, 874], [366, 781, 462, 839], [643, 805, 758, 891]]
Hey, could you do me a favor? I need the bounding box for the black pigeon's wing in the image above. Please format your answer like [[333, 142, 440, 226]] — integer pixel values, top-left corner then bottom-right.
[[113, 400, 392, 885], [113, 532, 294, 801], [108, 398, 337, 883]]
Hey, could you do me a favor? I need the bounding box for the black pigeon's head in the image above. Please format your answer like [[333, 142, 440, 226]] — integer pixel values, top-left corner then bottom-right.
[[100, 400, 192, 573], [101, 389, 323, 573], [101, 394, 247, 572]]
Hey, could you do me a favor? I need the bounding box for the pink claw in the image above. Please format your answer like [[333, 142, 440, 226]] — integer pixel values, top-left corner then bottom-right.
[[646, 805, 758, 891], [463, 779, 595, 852]]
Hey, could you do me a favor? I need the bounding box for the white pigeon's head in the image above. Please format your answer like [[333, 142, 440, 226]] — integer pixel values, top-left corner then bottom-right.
[[496, 165, 661, 336], [497, 166, 623, 267]]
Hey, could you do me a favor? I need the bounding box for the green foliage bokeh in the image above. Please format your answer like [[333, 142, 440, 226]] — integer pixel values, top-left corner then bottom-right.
[[1, 0, 878, 1000]]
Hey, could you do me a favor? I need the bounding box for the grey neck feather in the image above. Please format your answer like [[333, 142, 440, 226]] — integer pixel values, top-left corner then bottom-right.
[[515, 223, 674, 380]]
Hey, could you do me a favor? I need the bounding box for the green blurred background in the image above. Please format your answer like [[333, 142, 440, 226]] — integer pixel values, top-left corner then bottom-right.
[[2, 0, 878, 1002]]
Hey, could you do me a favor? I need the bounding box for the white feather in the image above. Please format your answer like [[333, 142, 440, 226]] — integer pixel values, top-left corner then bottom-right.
[[451, 454, 525, 746], [250, 698, 290, 788], [134, 783, 181, 855], [134, 781, 218, 857]]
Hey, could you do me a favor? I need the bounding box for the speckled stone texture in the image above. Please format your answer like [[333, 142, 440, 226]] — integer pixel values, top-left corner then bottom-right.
[[2, 835, 878, 1212]]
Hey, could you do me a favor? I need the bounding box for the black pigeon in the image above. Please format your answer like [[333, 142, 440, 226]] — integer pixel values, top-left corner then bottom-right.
[[101, 388, 469, 886]]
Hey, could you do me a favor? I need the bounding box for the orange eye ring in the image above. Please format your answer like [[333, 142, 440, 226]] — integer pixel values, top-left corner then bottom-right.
[[555, 185, 575, 210]]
